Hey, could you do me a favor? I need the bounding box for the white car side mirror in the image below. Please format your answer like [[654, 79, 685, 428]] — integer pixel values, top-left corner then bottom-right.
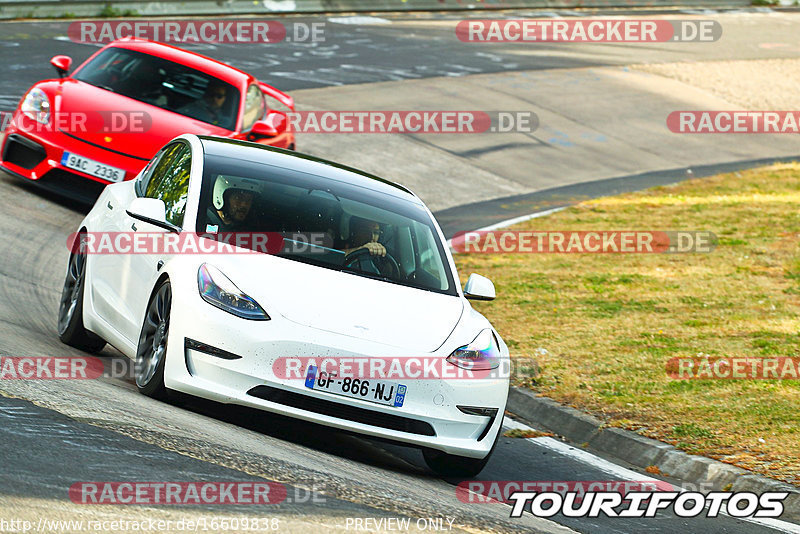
[[464, 273, 495, 301], [126, 197, 178, 232]]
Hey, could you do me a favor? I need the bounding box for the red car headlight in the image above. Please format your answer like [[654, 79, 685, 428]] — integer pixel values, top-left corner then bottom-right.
[[21, 88, 51, 125]]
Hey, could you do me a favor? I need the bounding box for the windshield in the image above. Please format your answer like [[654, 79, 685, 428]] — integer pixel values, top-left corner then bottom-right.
[[73, 47, 240, 131], [197, 153, 457, 295]]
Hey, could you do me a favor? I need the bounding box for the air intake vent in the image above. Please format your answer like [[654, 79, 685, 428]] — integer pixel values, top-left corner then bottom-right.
[[247, 385, 435, 436], [3, 134, 46, 170]]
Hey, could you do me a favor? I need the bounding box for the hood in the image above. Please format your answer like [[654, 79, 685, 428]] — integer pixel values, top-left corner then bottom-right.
[[215, 255, 464, 353], [55, 80, 231, 159]]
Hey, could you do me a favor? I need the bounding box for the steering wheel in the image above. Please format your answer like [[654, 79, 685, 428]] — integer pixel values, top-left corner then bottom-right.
[[343, 247, 401, 279]]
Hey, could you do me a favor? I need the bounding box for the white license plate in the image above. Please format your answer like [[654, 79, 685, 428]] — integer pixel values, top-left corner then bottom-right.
[[305, 365, 406, 407], [61, 151, 125, 183]]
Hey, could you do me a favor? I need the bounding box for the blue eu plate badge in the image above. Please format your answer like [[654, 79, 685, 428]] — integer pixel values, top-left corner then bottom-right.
[[393, 385, 407, 407]]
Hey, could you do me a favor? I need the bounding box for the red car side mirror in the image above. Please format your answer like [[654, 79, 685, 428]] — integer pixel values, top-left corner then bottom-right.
[[51, 55, 73, 78], [248, 111, 287, 140], [250, 121, 279, 138]]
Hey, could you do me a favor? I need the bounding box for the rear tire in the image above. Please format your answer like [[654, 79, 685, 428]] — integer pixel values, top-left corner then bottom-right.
[[135, 281, 171, 399], [57, 233, 106, 353]]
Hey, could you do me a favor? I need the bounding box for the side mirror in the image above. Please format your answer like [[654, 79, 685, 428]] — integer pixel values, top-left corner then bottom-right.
[[51, 55, 72, 78], [250, 120, 278, 138], [248, 111, 286, 140], [464, 273, 496, 301], [126, 197, 179, 233]]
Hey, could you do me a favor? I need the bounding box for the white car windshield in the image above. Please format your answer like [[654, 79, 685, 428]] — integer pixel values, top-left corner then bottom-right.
[[197, 152, 457, 295]]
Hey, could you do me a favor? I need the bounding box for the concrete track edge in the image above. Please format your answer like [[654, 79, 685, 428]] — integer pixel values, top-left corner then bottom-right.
[[506, 387, 800, 522]]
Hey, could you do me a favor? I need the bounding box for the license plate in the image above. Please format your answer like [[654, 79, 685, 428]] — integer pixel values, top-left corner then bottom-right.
[[61, 151, 125, 183], [305, 365, 406, 407]]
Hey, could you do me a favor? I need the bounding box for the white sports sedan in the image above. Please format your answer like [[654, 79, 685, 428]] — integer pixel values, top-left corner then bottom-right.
[[57, 134, 509, 476]]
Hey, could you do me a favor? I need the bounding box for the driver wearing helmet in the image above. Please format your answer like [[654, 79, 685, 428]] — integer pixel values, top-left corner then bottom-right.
[[205, 175, 260, 232]]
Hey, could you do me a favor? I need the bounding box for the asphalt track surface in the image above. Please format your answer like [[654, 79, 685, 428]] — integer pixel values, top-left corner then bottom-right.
[[1, 10, 799, 533]]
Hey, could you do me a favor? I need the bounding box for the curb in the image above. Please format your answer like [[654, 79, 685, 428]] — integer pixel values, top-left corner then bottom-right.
[[506, 386, 800, 522]]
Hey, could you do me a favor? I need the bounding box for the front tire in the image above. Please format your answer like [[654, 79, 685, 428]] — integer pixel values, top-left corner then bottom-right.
[[57, 233, 106, 353], [135, 280, 171, 399]]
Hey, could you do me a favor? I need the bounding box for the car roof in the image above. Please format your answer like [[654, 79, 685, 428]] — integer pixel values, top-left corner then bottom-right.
[[109, 38, 250, 86], [198, 136, 420, 202]]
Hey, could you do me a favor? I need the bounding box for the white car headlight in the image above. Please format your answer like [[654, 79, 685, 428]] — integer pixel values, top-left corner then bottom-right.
[[20, 88, 51, 124], [197, 263, 270, 321], [446, 329, 501, 371]]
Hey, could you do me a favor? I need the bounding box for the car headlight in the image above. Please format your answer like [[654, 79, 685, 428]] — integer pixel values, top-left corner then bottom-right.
[[446, 329, 501, 371], [20, 88, 51, 124], [197, 263, 270, 321]]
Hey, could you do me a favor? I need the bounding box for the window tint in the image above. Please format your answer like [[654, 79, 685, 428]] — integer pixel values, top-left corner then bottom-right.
[[142, 143, 179, 196], [197, 153, 456, 295], [135, 155, 159, 196], [144, 143, 192, 227], [73, 47, 240, 130], [241, 84, 266, 132]]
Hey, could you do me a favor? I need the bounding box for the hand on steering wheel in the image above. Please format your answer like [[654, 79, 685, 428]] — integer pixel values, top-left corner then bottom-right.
[[361, 242, 386, 257], [343, 246, 401, 279]]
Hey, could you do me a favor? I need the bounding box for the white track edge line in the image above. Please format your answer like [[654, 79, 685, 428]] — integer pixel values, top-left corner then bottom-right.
[[502, 417, 800, 533], [446, 207, 566, 250]]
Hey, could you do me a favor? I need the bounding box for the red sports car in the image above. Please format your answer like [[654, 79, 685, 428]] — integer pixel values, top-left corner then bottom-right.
[[0, 38, 294, 199]]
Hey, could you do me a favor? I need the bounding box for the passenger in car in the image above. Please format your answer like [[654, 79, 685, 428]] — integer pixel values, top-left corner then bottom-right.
[[119, 60, 167, 107]]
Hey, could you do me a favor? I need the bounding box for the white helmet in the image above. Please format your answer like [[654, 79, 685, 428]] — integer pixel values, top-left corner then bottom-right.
[[212, 175, 261, 210]]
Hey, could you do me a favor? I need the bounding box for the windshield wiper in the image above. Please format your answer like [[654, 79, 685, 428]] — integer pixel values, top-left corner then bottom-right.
[[281, 238, 343, 255], [81, 80, 115, 93], [340, 266, 395, 284]]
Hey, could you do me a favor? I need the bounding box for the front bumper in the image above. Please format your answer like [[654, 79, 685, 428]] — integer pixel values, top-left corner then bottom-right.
[[0, 128, 148, 185], [164, 279, 509, 458]]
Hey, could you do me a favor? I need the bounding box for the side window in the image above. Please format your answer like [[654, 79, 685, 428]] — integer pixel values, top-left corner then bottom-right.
[[241, 84, 266, 132], [139, 143, 178, 196], [135, 157, 158, 195], [144, 143, 192, 227]]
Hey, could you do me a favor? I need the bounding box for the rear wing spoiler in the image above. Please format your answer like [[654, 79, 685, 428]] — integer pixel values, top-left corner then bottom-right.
[[259, 82, 294, 111]]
